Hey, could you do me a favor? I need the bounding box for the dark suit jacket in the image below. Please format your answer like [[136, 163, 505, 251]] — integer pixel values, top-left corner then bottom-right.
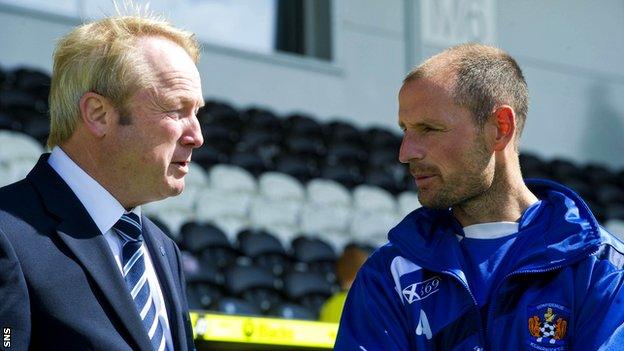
[[0, 154, 195, 350]]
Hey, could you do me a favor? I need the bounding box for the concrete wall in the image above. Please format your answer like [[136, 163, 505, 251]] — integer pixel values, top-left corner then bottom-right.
[[0, 0, 622, 169]]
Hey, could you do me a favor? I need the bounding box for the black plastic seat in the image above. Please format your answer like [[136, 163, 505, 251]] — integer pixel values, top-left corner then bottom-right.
[[594, 183, 623, 206], [365, 127, 401, 150], [324, 142, 367, 169], [291, 236, 337, 282], [244, 107, 283, 133], [284, 135, 325, 160], [320, 165, 363, 189], [198, 100, 242, 132], [224, 263, 282, 313], [584, 164, 617, 187], [0, 112, 19, 131], [212, 297, 262, 316], [201, 125, 238, 154], [192, 145, 229, 169], [549, 158, 582, 182], [180, 222, 237, 268], [237, 229, 290, 275], [323, 120, 363, 146], [275, 154, 319, 182], [606, 203, 624, 221], [230, 151, 268, 176], [12, 68, 51, 97], [186, 261, 224, 310], [21, 118, 49, 145], [520, 153, 549, 179], [268, 302, 316, 320], [367, 148, 398, 170], [285, 114, 323, 138], [283, 271, 334, 315], [365, 169, 401, 195]]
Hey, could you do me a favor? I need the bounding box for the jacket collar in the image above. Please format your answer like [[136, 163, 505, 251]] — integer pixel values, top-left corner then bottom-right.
[[26, 154, 159, 351], [388, 179, 603, 273]]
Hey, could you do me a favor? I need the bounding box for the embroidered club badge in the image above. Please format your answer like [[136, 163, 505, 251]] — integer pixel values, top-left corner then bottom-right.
[[527, 303, 569, 350]]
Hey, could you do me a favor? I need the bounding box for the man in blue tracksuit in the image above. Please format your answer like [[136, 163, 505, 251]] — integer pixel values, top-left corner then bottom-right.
[[335, 43, 624, 350]]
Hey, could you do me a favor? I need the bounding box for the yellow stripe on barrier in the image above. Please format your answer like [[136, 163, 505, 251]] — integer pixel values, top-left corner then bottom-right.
[[190, 311, 338, 348]]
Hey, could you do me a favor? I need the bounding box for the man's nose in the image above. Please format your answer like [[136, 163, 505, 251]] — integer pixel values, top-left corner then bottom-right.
[[181, 115, 204, 149], [398, 131, 425, 163]]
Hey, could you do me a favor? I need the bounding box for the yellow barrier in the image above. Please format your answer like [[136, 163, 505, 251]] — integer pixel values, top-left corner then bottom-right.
[[190, 311, 338, 349]]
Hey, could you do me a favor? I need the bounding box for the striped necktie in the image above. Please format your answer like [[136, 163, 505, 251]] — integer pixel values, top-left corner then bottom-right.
[[114, 213, 168, 351]]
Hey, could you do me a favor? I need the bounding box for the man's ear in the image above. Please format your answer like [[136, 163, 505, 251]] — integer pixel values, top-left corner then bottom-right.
[[491, 105, 516, 152], [78, 92, 116, 138]]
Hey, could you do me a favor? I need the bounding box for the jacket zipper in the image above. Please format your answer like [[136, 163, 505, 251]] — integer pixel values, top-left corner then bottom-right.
[[441, 269, 486, 347]]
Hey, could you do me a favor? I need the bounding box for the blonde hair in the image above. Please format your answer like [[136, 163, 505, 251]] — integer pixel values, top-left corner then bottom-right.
[[47, 14, 200, 148]]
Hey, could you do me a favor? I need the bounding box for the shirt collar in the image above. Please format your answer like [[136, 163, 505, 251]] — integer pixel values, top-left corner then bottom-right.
[[48, 146, 141, 235]]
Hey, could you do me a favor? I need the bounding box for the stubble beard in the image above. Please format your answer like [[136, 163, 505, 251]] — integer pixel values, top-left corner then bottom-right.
[[417, 136, 494, 210]]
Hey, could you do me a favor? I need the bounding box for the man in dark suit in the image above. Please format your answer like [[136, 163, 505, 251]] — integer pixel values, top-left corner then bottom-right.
[[0, 14, 204, 350]]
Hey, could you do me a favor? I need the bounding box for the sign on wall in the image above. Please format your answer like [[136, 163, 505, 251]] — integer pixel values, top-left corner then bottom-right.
[[421, 0, 496, 47]]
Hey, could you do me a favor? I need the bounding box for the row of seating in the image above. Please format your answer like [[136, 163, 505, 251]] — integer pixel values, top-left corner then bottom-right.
[[167, 221, 364, 319]]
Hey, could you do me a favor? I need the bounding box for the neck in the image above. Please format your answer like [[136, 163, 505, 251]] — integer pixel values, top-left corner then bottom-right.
[[451, 159, 538, 227], [60, 139, 137, 210]]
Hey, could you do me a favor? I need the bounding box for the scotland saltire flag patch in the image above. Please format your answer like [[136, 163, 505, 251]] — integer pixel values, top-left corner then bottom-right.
[[527, 303, 569, 350]]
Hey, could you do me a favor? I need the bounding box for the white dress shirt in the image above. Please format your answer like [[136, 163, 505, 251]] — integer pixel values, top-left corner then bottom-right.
[[48, 146, 173, 350]]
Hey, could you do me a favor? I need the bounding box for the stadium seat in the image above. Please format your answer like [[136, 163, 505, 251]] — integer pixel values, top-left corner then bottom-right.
[[283, 271, 334, 316], [284, 113, 323, 139], [249, 197, 301, 244], [323, 120, 363, 146], [184, 162, 209, 188], [186, 260, 224, 310], [365, 127, 401, 150], [142, 186, 198, 234], [201, 125, 237, 155], [244, 107, 283, 132], [223, 263, 282, 313], [398, 191, 422, 217], [291, 236, 337, 282], [180, 222, 238, 268], [192, 145, 229, 169], [195, 189, 252, 240], [284, 135, 325, 161], [353, 185, 397, 212], [208, 164, 257, 193], [274, 154, 319, 182], [198, 100, 242, 132], [306, 178, 352, 207], [237, 229, 290, 275], [230, 151, 268, 176], [320, 165, 363, 189], [258, 172, 305, 203]]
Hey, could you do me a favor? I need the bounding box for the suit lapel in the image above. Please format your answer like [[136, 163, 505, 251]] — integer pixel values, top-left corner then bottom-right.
[[27, 155, 153, 351], [142, 219, 186, 351]]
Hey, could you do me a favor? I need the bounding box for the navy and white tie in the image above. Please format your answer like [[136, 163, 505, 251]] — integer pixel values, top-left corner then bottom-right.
[[114, 213, 168, 351]]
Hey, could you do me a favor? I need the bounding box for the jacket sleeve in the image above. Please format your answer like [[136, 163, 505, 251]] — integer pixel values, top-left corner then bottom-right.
[[334, 261, 411, 350], [573, 243, 624, 350], [0, 228, 30, 350]]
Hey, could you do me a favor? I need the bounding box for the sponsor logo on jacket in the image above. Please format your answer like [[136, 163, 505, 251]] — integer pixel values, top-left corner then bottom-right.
[[402, 276, 441, 304]]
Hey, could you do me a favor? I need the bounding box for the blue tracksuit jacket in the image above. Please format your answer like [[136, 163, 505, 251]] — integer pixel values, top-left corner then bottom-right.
[[335, 179, 624, 350]]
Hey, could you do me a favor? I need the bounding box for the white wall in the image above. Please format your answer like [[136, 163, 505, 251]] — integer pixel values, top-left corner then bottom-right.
[[0, 0, 623, 169], [412, 0, 624, 169]]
